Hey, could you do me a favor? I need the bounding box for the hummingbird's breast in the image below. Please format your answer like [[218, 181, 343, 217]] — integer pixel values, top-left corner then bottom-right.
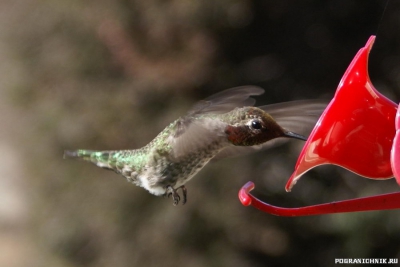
[[138, 141, 226, 196], [135, 117, 230, 195]]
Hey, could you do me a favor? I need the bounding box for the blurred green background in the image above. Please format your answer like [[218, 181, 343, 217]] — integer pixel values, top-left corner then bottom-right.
[[1, 0, 400, 266]]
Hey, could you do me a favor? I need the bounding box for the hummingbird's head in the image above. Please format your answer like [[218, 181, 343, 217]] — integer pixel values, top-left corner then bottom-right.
[[224, 107, 307, 146]]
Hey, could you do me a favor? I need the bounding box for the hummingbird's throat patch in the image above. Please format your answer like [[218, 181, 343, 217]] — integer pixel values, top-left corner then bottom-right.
[[225, 125, 265, 146]]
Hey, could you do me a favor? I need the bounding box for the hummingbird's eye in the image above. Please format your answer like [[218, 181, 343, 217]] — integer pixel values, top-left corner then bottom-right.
[[251, 120, 262, 130]]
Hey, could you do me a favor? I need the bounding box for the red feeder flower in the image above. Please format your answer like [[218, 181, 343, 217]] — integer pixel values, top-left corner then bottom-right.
[[239, 36, 400, 216], [286, 35, 397, 191]]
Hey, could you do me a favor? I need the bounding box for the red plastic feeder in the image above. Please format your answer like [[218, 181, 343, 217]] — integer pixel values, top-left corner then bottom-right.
[[239, 36, 400, 216], [287, 35, 397, 191]]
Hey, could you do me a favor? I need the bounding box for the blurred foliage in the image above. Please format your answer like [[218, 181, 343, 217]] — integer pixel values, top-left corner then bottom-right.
[[2, 0, 400, 266]]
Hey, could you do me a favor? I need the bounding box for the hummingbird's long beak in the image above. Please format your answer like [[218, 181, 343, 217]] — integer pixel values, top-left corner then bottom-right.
[[283, 131, 307, 141]]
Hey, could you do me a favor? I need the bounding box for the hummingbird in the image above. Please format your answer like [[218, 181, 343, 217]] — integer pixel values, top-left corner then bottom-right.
[[64, 87, 324, 205]]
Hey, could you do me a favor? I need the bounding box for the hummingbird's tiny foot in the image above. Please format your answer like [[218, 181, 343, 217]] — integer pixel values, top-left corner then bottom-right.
[[170, 193, 180, 206], [166, 185, 181, 206], [177, 185, 187, 205], [173, 196, 180, 206]]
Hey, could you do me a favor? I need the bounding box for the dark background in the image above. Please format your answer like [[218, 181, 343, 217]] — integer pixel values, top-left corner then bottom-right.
[[1, 0, 400, 266]]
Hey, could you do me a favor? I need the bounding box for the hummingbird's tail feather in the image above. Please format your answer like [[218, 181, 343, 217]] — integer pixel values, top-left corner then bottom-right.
[[63, 150, 80, 159], [64, 150, 115, 170], [64, 150, 95, 160]]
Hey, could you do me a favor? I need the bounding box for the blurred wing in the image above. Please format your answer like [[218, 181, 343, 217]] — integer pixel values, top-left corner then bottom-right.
[[214, 100, 328, 160], [262, 100, 328, 135], [170, 118, 227, 159], [171, 86, 264, 158], [188, 86, 264, 116]]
